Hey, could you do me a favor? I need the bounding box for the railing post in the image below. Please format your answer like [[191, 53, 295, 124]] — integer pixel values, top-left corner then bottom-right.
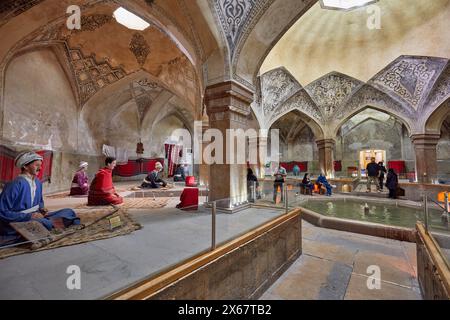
[[285, 184, 289, 214], [211, 201, 216, 250], [423, 194, 429, 233], [445, 192, 449, 230]]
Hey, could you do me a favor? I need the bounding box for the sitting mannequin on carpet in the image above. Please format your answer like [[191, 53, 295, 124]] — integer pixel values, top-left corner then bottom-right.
[[317, 173, 332, 196], [173, 164, 186, 182], [69, 161, 89, 196], [87, 157, 123, 206], [0, 151, 80, 241], [141, 162, 167, 188]]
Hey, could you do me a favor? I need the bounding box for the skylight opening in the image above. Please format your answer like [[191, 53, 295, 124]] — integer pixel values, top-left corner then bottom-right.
[[113, 7, 150, 31], [320, 0, 378, 11]]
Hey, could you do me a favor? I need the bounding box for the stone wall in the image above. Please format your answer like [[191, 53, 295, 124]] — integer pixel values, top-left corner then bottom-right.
[[148, 213, 302, 299], [416, 224, 450, 300], [1, 48, 104, 193], [437, 123, 450, 178], [3, 49, 78, 152]]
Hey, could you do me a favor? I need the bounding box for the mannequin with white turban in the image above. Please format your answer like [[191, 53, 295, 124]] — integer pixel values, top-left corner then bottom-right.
[[69, 161, 89, 196], [0, 151, 80, 240]]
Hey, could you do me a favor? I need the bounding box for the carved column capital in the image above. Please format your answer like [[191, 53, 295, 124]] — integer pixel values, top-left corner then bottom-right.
[[204, 81, 254, 125], [316, 139, 336, 149]]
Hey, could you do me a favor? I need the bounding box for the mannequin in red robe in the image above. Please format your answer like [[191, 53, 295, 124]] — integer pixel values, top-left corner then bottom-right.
[[88, 157, 123, 206]]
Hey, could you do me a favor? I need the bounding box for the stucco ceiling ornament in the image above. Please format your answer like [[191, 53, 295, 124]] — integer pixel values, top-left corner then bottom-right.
[[425, 64, 450, 110], [261, 68, 302, 116], [370, 57, 448, 110], [214, 0, 256, 53], [268, 90, 324, 127], [77, 14, 112, 32], [68, 47, 127, 104], [129, 33, 150, 66], [334, 84, 413, 123], [305, 73, 362, 120], [137, 78, 159, 89]]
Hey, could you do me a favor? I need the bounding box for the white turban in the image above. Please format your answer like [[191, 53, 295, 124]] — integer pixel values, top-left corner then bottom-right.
[[155, 162, 163, 170], [15, 151, 43, 168], [79, 161, 88, 169]]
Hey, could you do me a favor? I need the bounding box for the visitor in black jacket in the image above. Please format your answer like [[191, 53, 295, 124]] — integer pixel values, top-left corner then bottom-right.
[[378, 161, 387, 192], [366, 157, 379, 192], [386, 168, 398, 199], [247, 168, 260, 202]]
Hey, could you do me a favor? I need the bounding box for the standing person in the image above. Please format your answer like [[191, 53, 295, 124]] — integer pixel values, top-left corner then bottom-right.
[[366, 157, 379, 192], [0, 151, 80, 240], [377, 161, 387, 193], [69, 161, 89, 196], [273, 165, 287, 203], [88, 157, 123, 206], [247, 168, 259, 202], [386, 168, 398, 199]]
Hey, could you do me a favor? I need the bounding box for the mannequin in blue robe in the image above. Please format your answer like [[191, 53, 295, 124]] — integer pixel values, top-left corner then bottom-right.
[[0, 176, 80, 238]]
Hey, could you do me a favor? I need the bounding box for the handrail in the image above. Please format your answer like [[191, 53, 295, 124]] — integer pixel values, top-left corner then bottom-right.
[[422, 192, 449, 233], [426, 196, 447, 211]]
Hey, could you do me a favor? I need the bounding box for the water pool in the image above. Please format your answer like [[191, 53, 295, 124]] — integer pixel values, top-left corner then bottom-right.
[[298, 198, 446, 229]]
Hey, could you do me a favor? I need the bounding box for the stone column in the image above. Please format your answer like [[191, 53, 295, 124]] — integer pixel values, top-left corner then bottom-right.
[[411, 134, 440, 183], [316, 139, 335, 178], [198, 122, 210, 187], [204, 81, 253, 206], [257, 135, 268, 179]]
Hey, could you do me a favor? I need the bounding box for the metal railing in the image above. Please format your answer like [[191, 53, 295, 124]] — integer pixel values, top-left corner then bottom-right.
[[423, 191, 449, 233]]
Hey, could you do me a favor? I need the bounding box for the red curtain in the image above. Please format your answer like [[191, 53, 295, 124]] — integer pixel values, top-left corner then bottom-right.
[[280, 161, 308, 173], [36, 150, 53, 183], [165, 144, 182, 177], [0, 146, 52, 185], [113, 158, 164, 177], [334, 160, 342, 172], [388, 161, 406, 174]]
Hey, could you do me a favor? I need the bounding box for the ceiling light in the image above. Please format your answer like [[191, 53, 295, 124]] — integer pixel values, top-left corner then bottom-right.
[[113, 7, 150, 31], [320, 0, 378, 11]]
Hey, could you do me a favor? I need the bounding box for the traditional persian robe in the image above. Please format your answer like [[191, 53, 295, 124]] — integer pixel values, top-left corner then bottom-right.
[[69, 170, 89, 196], [87, 167, 123, 205], [141, 170, 167, 189], [0, 175, 80, 236]]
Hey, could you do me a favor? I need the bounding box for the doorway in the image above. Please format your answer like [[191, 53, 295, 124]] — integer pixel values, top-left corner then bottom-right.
[[359, 149, 386, 176]]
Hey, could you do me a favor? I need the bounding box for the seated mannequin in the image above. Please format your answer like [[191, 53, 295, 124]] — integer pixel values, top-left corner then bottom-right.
[[173, 164, 186, 182], [176, 187, 199, 210], [0, 152, 80, 241], [317, 174, 332, 196], [87, 157, 123, 206], [69, 161, 89, 196], [141, 162, 167, 188]]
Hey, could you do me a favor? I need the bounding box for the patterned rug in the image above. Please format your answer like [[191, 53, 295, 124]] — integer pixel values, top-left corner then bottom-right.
[[44, 192, 71, 199], [0, 209, 141, 259], [74, 197, 170, 209]]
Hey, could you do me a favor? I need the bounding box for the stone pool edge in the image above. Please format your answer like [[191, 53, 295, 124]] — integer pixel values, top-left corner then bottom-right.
[[300, 207, 416, 242]]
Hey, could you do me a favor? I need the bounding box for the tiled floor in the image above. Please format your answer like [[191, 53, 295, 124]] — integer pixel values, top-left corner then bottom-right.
[[260, 221, 422, 300]]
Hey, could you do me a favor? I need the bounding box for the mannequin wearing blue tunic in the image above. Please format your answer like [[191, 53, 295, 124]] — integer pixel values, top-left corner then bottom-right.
[[317, 174, 332, 196], [0, 175, 80, 236]]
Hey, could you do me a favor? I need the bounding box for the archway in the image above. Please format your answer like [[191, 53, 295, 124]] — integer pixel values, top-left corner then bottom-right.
[[269, 110, 322, 176], [335, 107, 414, 179], [437, 114, 450, 183]]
